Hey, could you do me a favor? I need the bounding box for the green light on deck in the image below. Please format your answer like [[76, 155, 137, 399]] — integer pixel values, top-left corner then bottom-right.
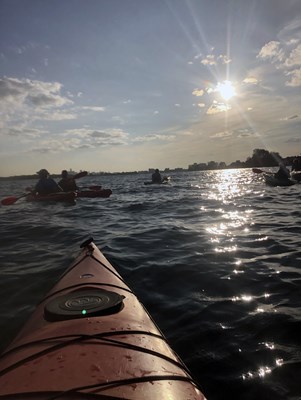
[[82, 309, 87, 315]]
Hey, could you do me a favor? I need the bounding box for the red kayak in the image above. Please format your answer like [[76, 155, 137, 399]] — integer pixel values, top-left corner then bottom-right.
[[77, 188, 112, 198], [0, 239, 206, 399], [26, 191, 77, 203]]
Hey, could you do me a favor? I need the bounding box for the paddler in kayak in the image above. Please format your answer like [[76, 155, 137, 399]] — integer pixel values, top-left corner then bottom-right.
[[291, 157, 301, 172], [58, 170, 78, 191], [274, 164, 290, 181], [35, 169, 63, 194], [152, 168, 162, 183]]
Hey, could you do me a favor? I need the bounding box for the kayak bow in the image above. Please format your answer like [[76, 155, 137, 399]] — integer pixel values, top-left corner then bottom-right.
[[0, 238, 206, 399]]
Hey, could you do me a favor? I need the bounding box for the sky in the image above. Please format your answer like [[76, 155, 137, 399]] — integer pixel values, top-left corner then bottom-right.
[[1, 0, 301, 176]]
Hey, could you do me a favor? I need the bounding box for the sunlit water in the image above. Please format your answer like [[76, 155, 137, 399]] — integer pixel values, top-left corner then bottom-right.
[[0, 169, 300, 400]]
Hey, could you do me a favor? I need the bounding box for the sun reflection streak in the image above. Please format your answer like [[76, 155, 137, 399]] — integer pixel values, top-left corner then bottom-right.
[[205, 171, 255, 255], [242, 366, 273, 380], [232, 295, 253, 302]]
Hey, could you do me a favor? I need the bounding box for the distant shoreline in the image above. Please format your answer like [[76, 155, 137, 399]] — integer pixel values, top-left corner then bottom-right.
[[0, 165, 275, 180], [1, 148, 298, 180]]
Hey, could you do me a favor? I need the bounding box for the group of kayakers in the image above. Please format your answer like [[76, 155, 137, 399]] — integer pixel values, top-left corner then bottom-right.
[[35, 169, 83, 195]]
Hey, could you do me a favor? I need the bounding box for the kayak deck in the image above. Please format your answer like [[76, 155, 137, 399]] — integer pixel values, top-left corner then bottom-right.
[[0, 239, 205, 399]]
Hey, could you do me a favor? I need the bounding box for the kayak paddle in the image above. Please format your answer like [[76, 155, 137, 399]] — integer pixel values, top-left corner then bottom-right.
[[1, 193, 28, 206], [87, 185, 102, 190], [73, 171, 88, 179], [252, 168, 273, 174]]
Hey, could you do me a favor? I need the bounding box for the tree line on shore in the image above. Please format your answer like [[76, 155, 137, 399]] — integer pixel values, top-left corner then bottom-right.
[[188, 148, 298, 171]]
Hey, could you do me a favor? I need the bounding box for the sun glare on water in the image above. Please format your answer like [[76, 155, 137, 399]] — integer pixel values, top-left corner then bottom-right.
[[217, 80, 236, 101]]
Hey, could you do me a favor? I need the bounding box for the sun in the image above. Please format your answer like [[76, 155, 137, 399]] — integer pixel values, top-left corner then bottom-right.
[[216, 80, 236, 101]]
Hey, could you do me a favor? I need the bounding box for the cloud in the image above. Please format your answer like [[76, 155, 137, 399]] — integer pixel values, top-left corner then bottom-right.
[[210, 131, 232, 139], [257, 41, 284, 62], [200, 53, 231, 66], [30, 138, 84, 154], [285, 67, 301, 86], [280, 114, 299, 120], [284, 43, 301, 67], [82, 106, 106, 112], [243, 77, 259, 84], [28, 93, 71, 107], [201, 55, 216, 66], [38, 111, 77, 121], [217, 55, 231, 64], [64, 127, 129, 146], [133, 133, 176, 143], [285, 137, 301, 143], [192, 89, 204, 97], [28, 127, 130, 154], [206, 101, 231, 115], [257, 35, 301, 86], [4, 127, 45, 137], [233, 127, 256, 137], [0, 77, 72, 108]]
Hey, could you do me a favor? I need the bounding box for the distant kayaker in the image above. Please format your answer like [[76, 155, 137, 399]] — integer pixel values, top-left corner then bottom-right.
[[35, 169, 62, 195], [152, 169, 162, 183], [274, 164, 290, 180], [291, 157, 301, 172], [58, 170, 78, 192]]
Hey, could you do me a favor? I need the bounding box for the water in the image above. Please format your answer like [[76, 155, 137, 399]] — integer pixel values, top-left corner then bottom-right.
[[0, 169, 300, 400]]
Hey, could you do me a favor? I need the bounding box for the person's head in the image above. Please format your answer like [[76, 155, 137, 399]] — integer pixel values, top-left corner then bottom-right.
[[155, 169, 159, 173], [37, 169, 49, 178], [61, 170, 68, 178]]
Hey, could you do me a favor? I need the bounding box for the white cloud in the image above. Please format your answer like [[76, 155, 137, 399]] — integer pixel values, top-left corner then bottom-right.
[[257, 41, 284, 62], [206, 101, 231, 115], [192, 89, 204, 97], [201, 54, 216, 66], [133, 133, 176, 143], [285, 67, 301, 86], [217, 55, 231, 64], [5, 127, 45, 137], [284, 43, 301, 67], [243, 77, 259, 84], [0, 77, 72, 108], [82, 106, 106, 112], [200, 53, 231, 66], [256, 36, 301, 87], [64, 127, 129, 146], [210, 131, 232, 138]]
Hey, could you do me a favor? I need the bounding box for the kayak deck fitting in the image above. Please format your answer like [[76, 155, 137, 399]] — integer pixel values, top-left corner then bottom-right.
[[0, 238, 206, 400]]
